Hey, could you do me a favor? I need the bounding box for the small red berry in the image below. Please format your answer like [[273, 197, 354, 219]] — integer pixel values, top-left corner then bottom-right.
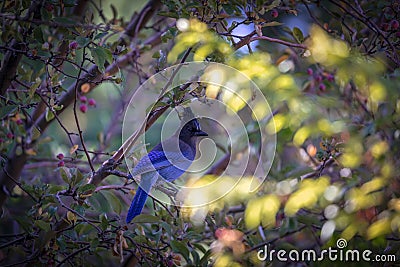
[[382, 23, 390, 31], [16, 119, 23, 125], [69, 41, 78, 50], [315, 75, 323, 83], [79, 104, 88, 113], [307, 68, 313, 76], [6, 132, 13, 139], [88, 98, 96, 107], [391, 19, 399, 30], [56, 153, 64, 160], [271, 9, 278, 18], [327, 74, 335, 82], [79, 96, 87, 103], [0, 138, 4, 143], [45, 4, 54, 12], [319, 84, 326, 91], [58, 161, 65, 167]]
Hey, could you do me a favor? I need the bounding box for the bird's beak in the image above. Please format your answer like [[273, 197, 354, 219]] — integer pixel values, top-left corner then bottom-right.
[[194, 130, 208, 136]]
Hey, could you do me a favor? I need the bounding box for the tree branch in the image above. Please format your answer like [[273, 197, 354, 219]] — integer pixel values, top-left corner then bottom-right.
[[0, 0, 43, 96], [0, 40, 24, 96], [0, 1, 165, 210]]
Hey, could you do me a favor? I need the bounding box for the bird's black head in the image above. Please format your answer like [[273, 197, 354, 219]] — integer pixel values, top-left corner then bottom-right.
[[179, 118, 208, 142]]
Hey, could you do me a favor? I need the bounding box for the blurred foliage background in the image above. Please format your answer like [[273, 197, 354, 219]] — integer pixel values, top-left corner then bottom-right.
[[0, 0, 399, 266]]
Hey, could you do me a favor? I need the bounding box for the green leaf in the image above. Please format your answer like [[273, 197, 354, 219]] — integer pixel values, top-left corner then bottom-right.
[[101, 190, 122, 214], [297, 214, 322, 226], [75, 222, 92, 235], [76, 36, 91, 47], [191, 249, 200, 264], [90, 191, 112, 213], [47, 205, 58, 217], [170, 240, 190, 262], [152, 51, 161, 59], [94, 32, 108, 40], [131, 214, 161, 223], [292, 27, 304, 43], [264, 21, 283, 27], [29, 77, 41, 99], [161, 221, 172, 236], [52, 16, 76, 25], [264, 0, 281, 11], [0, 105, 17, 120], [90, 46, 113, 72], [33, 27, 44, 43], [133, 235, 148, 244], [199, 249, 212, 265], [56, 236, 67, 251], [41, 8, 52, 21], [193, 243, 207, 253], [157, 11, 179, 18], [73, 204, 85, 216], [45, 107, 55, 122], [99, 214, 108, 231], [59, 167, 71, 184], [53, 104, 63, 111], [77, 184, 96, 194], [73, 168, 85, 185], [35, 220, 51, 231], [91, 238, 100, 249], [48, 184, 65, 194], [223, 4, 234, 15]]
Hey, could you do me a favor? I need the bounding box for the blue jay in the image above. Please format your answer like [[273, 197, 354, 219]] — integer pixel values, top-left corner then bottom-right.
[[126, 118, 208, 223]]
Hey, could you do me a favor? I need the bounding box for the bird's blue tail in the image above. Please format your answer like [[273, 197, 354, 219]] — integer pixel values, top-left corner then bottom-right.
[[126, 186, 148, 223]]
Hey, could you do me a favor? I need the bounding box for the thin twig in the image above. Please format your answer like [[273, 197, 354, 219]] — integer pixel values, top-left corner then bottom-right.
[[72, 46, 95, 173], [249, 36, 307, 49], [247, 225, 307, 252], [0, 236, 26, 249], [55, 244, 91, 267], [301, 153, 341, 179], [1, 167, 38, 202], [55, 192, 101, 233]]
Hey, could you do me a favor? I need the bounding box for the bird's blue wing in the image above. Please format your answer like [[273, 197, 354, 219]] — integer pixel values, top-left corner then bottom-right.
[[130, 151, 170, 176], [130, 140, 195, 176]]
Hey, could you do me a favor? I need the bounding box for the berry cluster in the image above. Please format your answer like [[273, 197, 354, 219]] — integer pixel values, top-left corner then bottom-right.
[[380, 2, 400, 38], [0, 115, 25, 146], [56, 153, 65, 167], [381, 19, 399, 33], [0, 132, 14, 144], [306, 67, 335, 93], [78, 95, 96, 113]]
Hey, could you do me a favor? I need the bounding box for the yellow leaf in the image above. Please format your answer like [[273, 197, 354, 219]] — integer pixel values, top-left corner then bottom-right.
[[245, 198, 262, 229], [285, 177, 329, 216], [25, 148, 37, 156], [367, 218, 391, 240], [67, 211, 77, 224], [293, 126, 311, 146], [261, 195, 280, 228], [70, 144, 79, 154]]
